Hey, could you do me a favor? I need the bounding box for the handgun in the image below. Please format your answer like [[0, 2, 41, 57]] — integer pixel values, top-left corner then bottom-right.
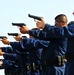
[[8, 33, 19, 36], [28, 14, 42, 21], [12, 23, 26, 27], [8, 33, 27, 38], [0, 36, 7, 39], [22, 36, 27, 38]]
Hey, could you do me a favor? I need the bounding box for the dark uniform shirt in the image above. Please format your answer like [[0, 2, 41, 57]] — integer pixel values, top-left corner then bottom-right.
[[1, 47, 21, 75], [26, 24, 68, 75], [9, 38, 47, 75], [28, 23, 74, 75]]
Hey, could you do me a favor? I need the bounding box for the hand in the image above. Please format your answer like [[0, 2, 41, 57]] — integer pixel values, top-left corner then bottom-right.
[[1, 38, 10, 45], [14, 34, 22, 41], [0, 49, 2, 54], [0, 60, 3, 66], [19, 26, 29, 34], [0, 52, 4, 55], [35, 18, 46, 29], [0, 49, 4, 55]]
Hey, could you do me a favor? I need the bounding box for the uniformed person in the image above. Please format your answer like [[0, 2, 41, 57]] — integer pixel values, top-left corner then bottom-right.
[[0, 47, 21, 75], [12, 34, 29, 75], [0, 59, 19, 75], [1, 35, 29, 75], [1, 29, 43, 75], [18, 14, 68, 75], [28, 20, 74, 75]]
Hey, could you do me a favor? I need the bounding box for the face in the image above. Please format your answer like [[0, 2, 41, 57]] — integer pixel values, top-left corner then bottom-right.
[[14, 34, 22, 41], [55, 16, 67, 27], [55, 20, 62, 27]]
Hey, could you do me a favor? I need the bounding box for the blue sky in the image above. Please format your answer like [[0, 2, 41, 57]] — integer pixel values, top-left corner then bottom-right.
[[0, 0, 74, 75]]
